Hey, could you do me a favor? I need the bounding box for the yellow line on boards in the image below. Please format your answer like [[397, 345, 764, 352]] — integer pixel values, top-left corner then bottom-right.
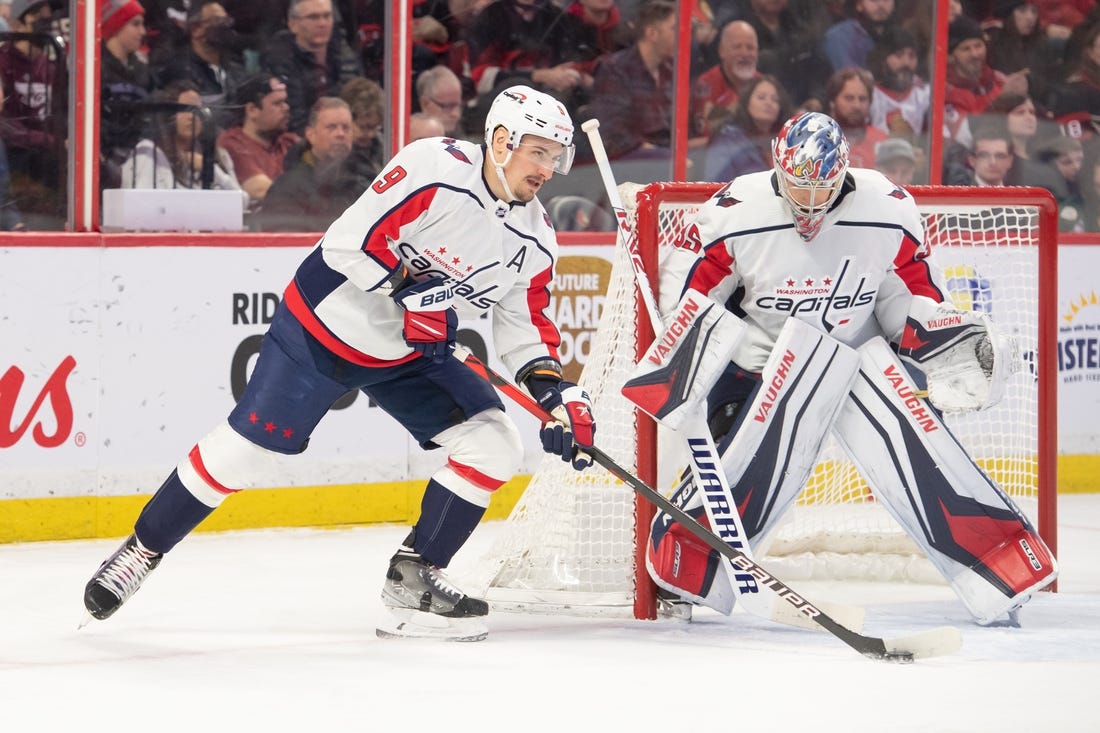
[[0, 476, 531, 544]]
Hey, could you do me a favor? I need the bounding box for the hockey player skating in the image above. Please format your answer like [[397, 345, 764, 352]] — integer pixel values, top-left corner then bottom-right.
[[645, 111, 1056, 626], [82, 85, 596, 641]]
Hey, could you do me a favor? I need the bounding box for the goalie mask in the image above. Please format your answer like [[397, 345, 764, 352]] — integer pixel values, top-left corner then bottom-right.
[[772, 112, 849, 242], [484, 85, 575, 200]]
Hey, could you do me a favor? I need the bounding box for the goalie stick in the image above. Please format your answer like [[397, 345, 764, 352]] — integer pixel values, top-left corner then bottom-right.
[[583, 118, 864, 633], [454, 345, 961, 662]]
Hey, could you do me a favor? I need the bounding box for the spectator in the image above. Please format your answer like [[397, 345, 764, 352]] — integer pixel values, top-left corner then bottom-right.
[[867, 26, 929, 139], [820, 0, 895, 73], [466, 0, 590, 117], [141, 0, 191, 60], [0, 138, 26, 231], [986, 91, 1051, 161], [0, 1, 11, 32], [826, 67, 887, 168], [1032, 0, 1094, 41], [728, 0, 829, 110], [340, 74, 384, 178], [154, 1, 248, 130], [557, 0, 635, 78], [874, 136, 917, 186], [944, 13, 1027, 139], [963, 118, 1015, 186], [691, 20, 761, 138], [101, 0, 153, 190], [416, 64, 467, 138], [261, 0, 362, 134], [356, 0, 467, 84], [0, 0, 65, 189], [586, 0, 703, 160], [984, 1, 1059, 107], [216, 74, 301, 205], [1035, 134, 1087, 231], [119, 79, 245, 200], [703, 74, 791, 182], [409, 111, 446, 141], [1050, 22, 1100, 142], [1083, 155, 1100, 232], [257, 96, 370, 231]]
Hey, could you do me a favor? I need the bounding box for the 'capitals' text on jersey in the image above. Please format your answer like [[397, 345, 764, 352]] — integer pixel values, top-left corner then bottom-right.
[[283, 137, 562, 377], [660, 168, 945, 371]]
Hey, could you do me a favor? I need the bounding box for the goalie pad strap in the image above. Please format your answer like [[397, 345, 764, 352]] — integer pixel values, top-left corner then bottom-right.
[[832, 338, 1057, 624]]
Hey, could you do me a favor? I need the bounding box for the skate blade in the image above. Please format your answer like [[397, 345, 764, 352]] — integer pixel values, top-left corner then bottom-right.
[[376, 608, 488, 642]]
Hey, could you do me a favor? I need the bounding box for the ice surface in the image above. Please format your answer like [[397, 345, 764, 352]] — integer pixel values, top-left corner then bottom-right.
[[1, 496, 1096, 732]]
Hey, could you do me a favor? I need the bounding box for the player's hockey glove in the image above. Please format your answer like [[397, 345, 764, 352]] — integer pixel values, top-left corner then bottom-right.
[[536, 381, 596, 471], [394, 275, 457, 364]]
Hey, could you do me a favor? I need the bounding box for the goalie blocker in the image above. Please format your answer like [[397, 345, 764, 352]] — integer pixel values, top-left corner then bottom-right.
[[645, 320, 1055, 625]]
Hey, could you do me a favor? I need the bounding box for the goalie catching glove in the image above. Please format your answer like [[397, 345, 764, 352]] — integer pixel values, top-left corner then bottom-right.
[[536, 381, 596, 471], [393, 275, 458, 364], [898, 299, 1018, 413]]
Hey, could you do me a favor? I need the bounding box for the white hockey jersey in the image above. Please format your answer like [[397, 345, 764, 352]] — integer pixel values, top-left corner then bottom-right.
[[660, 168, 946, 371], [284, 137, 562, 380]]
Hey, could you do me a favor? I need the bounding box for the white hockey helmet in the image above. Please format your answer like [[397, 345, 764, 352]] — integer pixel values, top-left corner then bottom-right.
[[771, 112, 850, 241], [483, 85, 576, 175]]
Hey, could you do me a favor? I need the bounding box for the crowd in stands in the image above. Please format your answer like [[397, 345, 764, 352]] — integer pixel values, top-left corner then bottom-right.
[[1, 0, 1100, 232]]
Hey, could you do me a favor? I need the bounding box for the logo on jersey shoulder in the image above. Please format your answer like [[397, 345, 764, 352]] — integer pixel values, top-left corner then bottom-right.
[[888, 186, 908, 200], [714, 181, 741, 208], [754, 258, 876, 333], [443, 140, 472, 164]]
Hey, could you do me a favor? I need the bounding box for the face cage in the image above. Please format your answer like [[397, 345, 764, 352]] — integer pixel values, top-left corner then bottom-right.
[[775, 167, 843, 241]]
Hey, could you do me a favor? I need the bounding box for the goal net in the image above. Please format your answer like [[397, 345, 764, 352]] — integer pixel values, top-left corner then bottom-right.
[[475, 183, 1058, 619]]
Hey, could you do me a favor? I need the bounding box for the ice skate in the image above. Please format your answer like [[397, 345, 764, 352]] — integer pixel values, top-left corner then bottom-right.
[[377, 549, 489, 642], [83, 534, 163, 621]]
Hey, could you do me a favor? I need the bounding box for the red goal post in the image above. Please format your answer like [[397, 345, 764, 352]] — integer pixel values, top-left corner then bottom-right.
[[477, 182, 1058, 620]]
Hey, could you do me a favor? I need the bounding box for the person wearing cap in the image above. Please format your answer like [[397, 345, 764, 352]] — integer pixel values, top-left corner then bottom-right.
[[215, 74, 300, 204], [874, 136, 917, 186], [944, 13, 1028, 139], [153, 1, 247, 131], [0, 0, 63, 197], [868, 26, 929, 138], [100, 0, 153, 188]]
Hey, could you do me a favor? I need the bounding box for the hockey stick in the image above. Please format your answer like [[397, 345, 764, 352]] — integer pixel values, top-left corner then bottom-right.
[[454, 346, 961, 662], [581, 119, 863, 632]]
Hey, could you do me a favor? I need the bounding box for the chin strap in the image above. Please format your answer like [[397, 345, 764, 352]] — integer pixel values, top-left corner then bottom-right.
[[490, 147, 516, 203]]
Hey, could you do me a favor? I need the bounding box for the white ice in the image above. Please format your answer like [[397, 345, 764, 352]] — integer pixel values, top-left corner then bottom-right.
[[2, 495, 1097, 733]]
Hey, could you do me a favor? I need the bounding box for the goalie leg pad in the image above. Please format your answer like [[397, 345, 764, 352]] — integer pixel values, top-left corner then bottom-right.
[[833, 338, 1057, 624], [713, 318, 860, 544], [646, 477, 735, 614]]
